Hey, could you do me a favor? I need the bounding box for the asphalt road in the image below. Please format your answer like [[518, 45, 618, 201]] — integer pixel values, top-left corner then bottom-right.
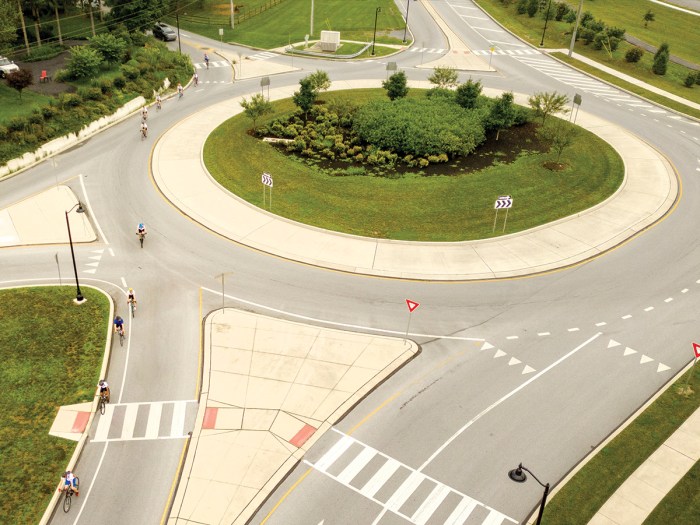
[[1, 1, 699, 524]]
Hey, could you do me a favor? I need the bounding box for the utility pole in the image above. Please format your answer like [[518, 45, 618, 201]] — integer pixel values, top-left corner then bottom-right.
[[568, 0, 584, 57]]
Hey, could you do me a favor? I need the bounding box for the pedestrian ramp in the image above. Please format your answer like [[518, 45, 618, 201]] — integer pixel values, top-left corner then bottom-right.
[[92, 400, 197, 443], [306, 430, 516, 525], [194, 60, 229, 69]]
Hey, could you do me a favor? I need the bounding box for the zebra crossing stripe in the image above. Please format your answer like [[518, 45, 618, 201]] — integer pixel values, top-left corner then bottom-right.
[[385, 471, 424, 513], [337, 447, 374, 484], [412, 484, 451, 525], [94, 403, 114, 442], [122, 404, 139, 440], [315, 434, 353, 471], [171, 400, 187, 436], [146, 402, 162, 439], [360, 458, 401, 497], [444, 496, 478, 525]]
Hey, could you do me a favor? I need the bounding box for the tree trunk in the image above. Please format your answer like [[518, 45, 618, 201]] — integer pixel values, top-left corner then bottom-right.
[[31, 1, 42, 47], [54, 2, 63, 45], [17, 0, 30, 55], [87, 1, 96, 37], [496, 128, 501, 141], [97, 0, 103, 22]]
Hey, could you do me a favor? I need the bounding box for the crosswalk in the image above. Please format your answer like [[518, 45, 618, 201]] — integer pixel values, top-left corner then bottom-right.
[[408, 48, 446, 55], [248, 50, 278, 61], [194, 60, 229, 69], [306, 430, 516, 525], [92, 400, 197, 443], [472, 48, 541, 56]]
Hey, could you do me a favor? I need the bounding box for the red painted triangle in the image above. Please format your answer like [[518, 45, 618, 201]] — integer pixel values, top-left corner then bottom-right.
[[693, 342, 700, 358], [406, 299, 420, 313]]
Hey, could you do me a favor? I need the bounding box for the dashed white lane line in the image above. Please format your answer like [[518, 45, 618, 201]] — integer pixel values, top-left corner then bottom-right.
[[538, 332, 550, 336], [596, 322, 607, 327], [622, 315, 632, 319], [121, 276, 127, 287], [682, 288, 689, 293], [664, 297, 673, 303], [644, 306, 654, 312], [506, 335, 519, 340], [108, 248, 115, 257], [567, 327, 580, 332]]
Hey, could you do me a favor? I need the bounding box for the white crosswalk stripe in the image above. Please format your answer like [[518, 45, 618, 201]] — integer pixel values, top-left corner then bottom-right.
[[408, 47, 445, 54], [306, 430, 516, 525], [194, 60, 229, 69], [471, 48, 540, 56], [92, 400, 197, 442], [248, 51, 278, 61]]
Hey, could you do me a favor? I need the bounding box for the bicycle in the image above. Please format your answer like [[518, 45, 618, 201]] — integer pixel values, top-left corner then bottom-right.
[[137, 231, 146, 248], [98, 390, 109, 415], [62, 479, 79, 513], [140, 127, 148, 140], [116, 326, 125, 347], [129, 299, 137, 318]]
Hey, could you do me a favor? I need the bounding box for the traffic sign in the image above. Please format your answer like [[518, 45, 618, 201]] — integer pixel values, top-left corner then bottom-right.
[[406, 299, 420, 313], [494, 196, 513, 209], [693, 342, 700, 359], [261, 172, 273, 187]]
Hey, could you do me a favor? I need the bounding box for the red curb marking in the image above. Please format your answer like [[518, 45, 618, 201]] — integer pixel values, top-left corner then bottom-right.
[[72, 412, 90, 433], [290, 424, 317, 448], [202, 407, 218, 429]]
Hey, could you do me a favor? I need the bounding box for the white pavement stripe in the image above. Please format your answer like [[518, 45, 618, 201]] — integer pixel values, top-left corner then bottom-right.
[[385, 471, 424, 512], [360, 458, 401, 498], [121, 403, 138, 440], [337, 447, 376, 484], [483, 509, 510, 525], [315, 435, 354, 471], [145, 402, 162, 439], [94, 404, 114, 442], [473, 27, 505, 32], [171, 401, 187, 436], [412, 484, 451, 525], [444, 496, 478, 525]]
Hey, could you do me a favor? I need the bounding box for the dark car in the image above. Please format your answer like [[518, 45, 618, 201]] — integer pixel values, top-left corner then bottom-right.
[[153, 22, 177, 41]]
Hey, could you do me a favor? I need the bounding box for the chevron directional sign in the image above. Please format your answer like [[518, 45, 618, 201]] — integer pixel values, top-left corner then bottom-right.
[[262, 172, 273, 187], [494, 195, 512, 209]]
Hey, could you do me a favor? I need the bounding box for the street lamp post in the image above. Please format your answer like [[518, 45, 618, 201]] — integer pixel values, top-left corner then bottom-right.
[[372, 7, 381, 56], [539, 0, 553, 47], [65, 202, 85, 303], [402, 0, 411, 44], [508, 463, 550, 525]]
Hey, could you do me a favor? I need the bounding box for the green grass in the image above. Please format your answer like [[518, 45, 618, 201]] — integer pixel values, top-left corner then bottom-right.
[[545, 366, 700, 524], [204, 89, 623, 241], [473, 0, 700, 107], [645, 456, 700, 525], [552, 52, 700, 120], [0, 287, 109, 525], [0, 84, 53, 124], [167, 0, 406, 49]]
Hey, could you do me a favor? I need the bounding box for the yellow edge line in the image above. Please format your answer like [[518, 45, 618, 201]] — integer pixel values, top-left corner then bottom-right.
[[159, 437, 190, 525], [259, 468, 313, 525]]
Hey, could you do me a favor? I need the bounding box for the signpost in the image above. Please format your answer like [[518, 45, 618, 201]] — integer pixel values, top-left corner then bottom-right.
[[262, 172, 273, 210], [218, 27, 224, 52], [570, 93, 582, 123], [260, 76, 270, 100], [489, 45, 496, 68], [404, 299, 420, 344], [493, 195, 513, 233]]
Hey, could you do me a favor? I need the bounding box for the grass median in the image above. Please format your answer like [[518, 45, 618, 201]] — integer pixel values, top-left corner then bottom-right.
[[0, 287, 109, 524], [545, 365, 700, 524], [204, 89, 623, 241]]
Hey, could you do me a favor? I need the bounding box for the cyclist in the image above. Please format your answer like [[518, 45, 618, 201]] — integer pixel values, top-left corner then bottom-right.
[[177, 82, 183, 98], [98, 379, 110, 403], [113, 315, 125, 336], [204, 53, 209, 69], [140, 121, 148, 139], [136, 222, 147, 238], [59, 470, 79, 496], [156, 94, 162, 110], [193, 72, 199, 86], [127, 288, 137, 311], [141, 106, 148, 121]]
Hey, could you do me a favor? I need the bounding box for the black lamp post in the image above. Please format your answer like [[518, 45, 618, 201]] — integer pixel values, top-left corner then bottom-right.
[[539, 0, 553, 47], [402, 0, 411, 44], [508, 463, 550, 525], [65, 202, 85, 303], [372, 7, 381, 56]]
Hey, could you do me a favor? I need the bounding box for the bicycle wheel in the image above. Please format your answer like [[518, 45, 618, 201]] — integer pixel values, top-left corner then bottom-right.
[[119, 330, 124, 347], [139, 235, 144, 248], [130, 301, 135, 318], [63, 491, 71, 513], [99, 396, 105, 415]]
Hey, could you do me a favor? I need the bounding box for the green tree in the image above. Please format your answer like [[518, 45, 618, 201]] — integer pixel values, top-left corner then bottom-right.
[[488, 92, 516, 140], [109, 0, 168, 32], [6, 68, 33, 99], [643, 9, 655, 28], [240, 93, 273, 132], [428, 66, 459, 89], [652, 43, 669, 76], [382, 71, 409, 101], [0, 0, 20, 53], [527, 0, 539, 17], [528, 91, 569, 124], [90, 33, 127, 64], [292, 77, 317, 118], [306, 70, 331, 94], [537, 118, 577, 163], [684, 72, 696, 88], [66, 45, 103, 79], [455, 78, 482, 109]]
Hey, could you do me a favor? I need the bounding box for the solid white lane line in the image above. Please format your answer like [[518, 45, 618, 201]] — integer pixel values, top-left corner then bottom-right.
[[72, 442, 109, 525], [79, 173, 109, 245], [417, 332, 602, 470]]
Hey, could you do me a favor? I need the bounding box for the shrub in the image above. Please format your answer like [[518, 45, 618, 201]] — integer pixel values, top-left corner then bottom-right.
[[41, 105, 58, 119], [120, 64, 139, 80], [516, 0, 527, 15], [7, 116, 28, 132], [95, 78, 113, 95], [607, 26, 626, 39], [625, 47, 644, 63], [579, 28, 596, 45], [684, 73, 696, 88], [527, 0, 538, 17], [90, 33, 127, 63], [554, 2, 570, 21], [112, 75, 126, 89], [564, 11, 577, 24], [28, 111, 43, 125], [53, 68, 70, 83], [66, 45, 102, 79], [0, 125, 8, 140], [652, 43, 670, 75], [78, 86, 104, 102], [58, 93, 81, 108], [696, 73, 700, 86]]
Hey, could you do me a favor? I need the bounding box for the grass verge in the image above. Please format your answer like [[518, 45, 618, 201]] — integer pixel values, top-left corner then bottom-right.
[[645, 453, 700, 525], [544, 365, 700, 524], [0, 287, 109, 524], [204, 89, 623, 241], [0, 83, 53, 123]]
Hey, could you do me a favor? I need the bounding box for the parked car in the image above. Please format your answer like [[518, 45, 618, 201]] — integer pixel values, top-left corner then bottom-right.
[[153, 23, 177, 42], [0, 56, 20, 78]]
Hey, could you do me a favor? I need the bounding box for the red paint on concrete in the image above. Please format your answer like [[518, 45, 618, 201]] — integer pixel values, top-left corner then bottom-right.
[[290, 424, 317, 448], [72, 412, 90, 433], [202, 407, 218, 429]]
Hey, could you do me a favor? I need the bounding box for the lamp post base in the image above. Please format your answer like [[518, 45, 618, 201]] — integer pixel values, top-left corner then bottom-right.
[[73, 297, 87, 305]]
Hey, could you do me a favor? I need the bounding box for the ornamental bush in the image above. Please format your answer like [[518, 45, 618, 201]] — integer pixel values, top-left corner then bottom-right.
[[625, 47, 644, 63]]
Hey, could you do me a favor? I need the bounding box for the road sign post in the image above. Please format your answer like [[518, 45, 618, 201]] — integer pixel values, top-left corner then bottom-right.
[[404, 299, 420, 344], [570, 93, 582, 123], [262, 172, 273, 210], [492, 195, 513, 233], [489, 46, 495, 68]]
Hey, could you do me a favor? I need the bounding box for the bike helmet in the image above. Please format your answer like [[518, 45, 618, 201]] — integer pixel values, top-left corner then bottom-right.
[[129, 288, 133, 292], [99, 380, 105, 386], [138, 223, 144, 229]]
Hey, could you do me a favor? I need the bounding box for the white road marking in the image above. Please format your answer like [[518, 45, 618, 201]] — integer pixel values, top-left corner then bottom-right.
[[121, 276, 127, 287], [315, 435, 353, 471], [337, 446, 375, 484], [622, 314, 632, 319], [145, 402, 162, 439], [72, 442, 109, 525], [506, 335, 518, 340], [79, 173, 109, 244], [412, 484, 451, 525], [360, 458, 401, 498], [596, 322, 607, 326], [664, 297, 673, 302], [567, 327, 580, 332], [108, 248, 115, 256], [121, 403, 138, 440], [472, 27, 504, 32], [682, 288, 689, 293], [538, 332, 550, 336]]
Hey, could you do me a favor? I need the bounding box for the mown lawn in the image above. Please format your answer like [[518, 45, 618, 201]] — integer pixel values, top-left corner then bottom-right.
[[204, 89, 623, 241], [0, 84, 53, 125], [0, 287, 109, 524], [645, 453, 700, 525]]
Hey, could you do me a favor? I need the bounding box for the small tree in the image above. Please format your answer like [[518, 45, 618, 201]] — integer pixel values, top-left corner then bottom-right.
[[652, 43, 669, 76], [684, 72, 696, 88], [643, 9, 655, 28], [528, 91, 569, 124], [538, 119, 577, 163], [6, 69, 33, 99], [306, 70, 331, 95], [488, 92, 516, 141], [527, 0, 539, 18], [292, 77, 317, 118], [66, 45, 103, 79], [455, 78, 482, 109], [428, 66, 459, 89], [90, 33, 127, 64], [382, 71, 408, 101], [625, 47, 644, 63], [240, 93, 273, 132]]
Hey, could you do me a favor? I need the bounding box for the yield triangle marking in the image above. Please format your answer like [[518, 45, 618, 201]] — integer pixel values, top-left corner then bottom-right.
[[83, 269, 97, 274], [640, 355, 653, 364], [657, 363, 671, 373], [522, 365, 536, 374], [85, 262, 99, 267], [480, 342, 494, 351], [623, 347, 637, 356], [493, 349, 506, 358], [91, 249, 104, 254], [508, 357, 521, 366], [608, 339, 621, 348], [88, 255, 102, 260]]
